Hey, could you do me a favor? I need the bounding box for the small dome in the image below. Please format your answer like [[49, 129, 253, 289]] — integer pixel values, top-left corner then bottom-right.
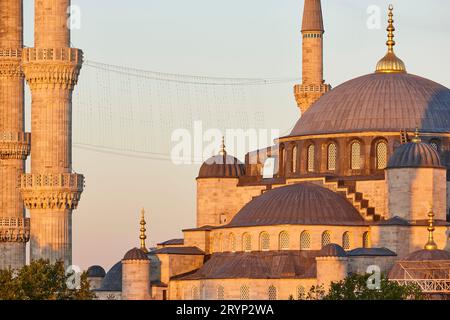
[[387, 140, 443, 169], [198, 154, 245, 179], [389, 249, 450, 279], [87, 265, 106, 278], [123, 247, 149, 261], [226, 183, 365, 228], [318, 244, 347, 257]]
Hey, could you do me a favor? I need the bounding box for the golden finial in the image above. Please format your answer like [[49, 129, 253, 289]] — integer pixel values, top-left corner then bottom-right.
[[424, 208, 438, 251], [411, 127, 421, 143], [219, 136, 227, 156], [139, 208, 149, 253], [375, 5, 407, 73]]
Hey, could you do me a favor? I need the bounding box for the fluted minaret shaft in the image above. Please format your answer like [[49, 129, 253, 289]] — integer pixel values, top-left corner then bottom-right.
[[21, 0, 83, 267], [0, 0, 31, 270], [294, 0, 331, 115]]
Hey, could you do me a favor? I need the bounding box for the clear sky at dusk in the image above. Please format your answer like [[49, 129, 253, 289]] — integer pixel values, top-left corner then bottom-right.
[[21, 0, 450, 270]]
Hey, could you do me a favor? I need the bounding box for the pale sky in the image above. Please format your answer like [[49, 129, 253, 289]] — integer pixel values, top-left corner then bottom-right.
[[21, 0, 450, 271]]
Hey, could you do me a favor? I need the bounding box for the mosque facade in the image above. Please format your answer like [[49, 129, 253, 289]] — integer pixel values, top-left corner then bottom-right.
[[89, 1, 450, 300]]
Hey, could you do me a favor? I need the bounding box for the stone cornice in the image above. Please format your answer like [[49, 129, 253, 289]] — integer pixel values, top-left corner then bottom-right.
[[0, 217, 30, 243], [0, 48, 23, 79], [0, 132, 31, 160], [22, 48, 83, 90], [20, 173, 84, 210]]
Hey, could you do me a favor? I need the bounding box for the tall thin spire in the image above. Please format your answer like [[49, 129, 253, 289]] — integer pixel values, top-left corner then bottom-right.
[[140, 208, 149, 253], [424, 208, 438, 251], [376, 5, 407, 73], [219, 136, 227, 156]]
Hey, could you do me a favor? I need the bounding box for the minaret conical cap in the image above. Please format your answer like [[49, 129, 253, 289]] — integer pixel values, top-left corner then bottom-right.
[[302, 0, 324, 32]]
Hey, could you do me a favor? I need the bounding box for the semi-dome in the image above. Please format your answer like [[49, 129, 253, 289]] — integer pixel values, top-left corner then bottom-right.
[[289, 73, 450, 137], [87, 265, 106, 278], [123, 247, 149, 261], [198, 153, 245, 178], [387, 136, 443, 169], [225, 183, 365, 228], [97, 261, 122, 292], [318, 244, 347, 257]]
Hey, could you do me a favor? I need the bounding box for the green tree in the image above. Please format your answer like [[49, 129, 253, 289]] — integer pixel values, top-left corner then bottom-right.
[[323, 273, 423, 300], [0, 259, 95, 300]]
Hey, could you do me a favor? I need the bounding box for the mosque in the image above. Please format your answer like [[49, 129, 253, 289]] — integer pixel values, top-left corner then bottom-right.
[[84, 1, 450, 300]]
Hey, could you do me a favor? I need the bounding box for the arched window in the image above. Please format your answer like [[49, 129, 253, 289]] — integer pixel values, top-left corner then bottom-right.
[[327, 143, 337, 171], [351, 141, 361, 170], [192, 286, 200, 300], [376, 141, 388, 169], [297, 286, 305, 300], [363, 232, 370, 248], [240, 285, 250, 300], [217, 286, 225, 300], [300, 231, 311, 250], [342, 232, 351, 250], [218, 234, 223, 252], [243, 233, 252, 252], [279, 231, 289, 250], [229, 233, 236, 252], [281, 146, 286, 174], [260, 232, 270, 251], [292, 146, 298, 173], [268, 285, 277, 300], [322, 231, 331, 248], [307, 145, 315, 172], [430, 140, 440, 152]]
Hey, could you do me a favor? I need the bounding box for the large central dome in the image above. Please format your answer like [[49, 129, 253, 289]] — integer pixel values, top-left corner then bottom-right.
[[289, 73, 450, 137]]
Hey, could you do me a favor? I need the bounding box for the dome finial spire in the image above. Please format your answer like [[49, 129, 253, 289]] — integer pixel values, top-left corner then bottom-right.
[[219, 136, 227, 156], [424, 207, 438, 251], [139, 208, 149, 253], [375, 5, 407, 73], [411, 127, 421, 143]]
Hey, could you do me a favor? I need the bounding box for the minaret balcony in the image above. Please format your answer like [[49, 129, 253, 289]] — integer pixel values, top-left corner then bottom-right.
[[0, 217, 30, 243], [0, 132, 31, 160], [20, 173, 84, 210]]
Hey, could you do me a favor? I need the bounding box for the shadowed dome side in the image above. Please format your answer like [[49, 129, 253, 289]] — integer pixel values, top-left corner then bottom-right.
[[97, 261, 122, 292], [226, 183, 365, 228], [289, 73, 450, 136], [318, 244, 347, 257], [87, 265, 106, 278], [198, 154, 245, 178], [387, 140, 443, 169], [404, 249, 450, 261], [123, 247, 149, 261]]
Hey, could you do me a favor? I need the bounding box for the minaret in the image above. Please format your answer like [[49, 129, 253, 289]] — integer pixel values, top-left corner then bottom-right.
[[0, 0, 31, 269], [294, 0, 331, 115], [20, 0, 84, 267]]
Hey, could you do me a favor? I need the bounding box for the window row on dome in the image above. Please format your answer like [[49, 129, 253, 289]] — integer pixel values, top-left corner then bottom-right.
[[211, 230, 371, 253], [279, 138, 389, 175]]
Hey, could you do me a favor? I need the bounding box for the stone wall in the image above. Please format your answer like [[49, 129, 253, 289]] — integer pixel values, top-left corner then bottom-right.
[[386, 168, 447, 221], [347, 256, 397, 275], [356, 180, 387, 217], [122, 260, 151, 300], [197, 178, 265, 227], [169, 278, 317, 300], [156, 253, 204, 284]]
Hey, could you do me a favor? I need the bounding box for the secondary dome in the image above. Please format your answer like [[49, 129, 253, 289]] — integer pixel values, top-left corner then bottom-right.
[[387, 136, 443, 169], [290, 73, 450, 136], [226, 183, 365, 228], [318, 244, 347, 257], [123, 248, 149, 261]]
